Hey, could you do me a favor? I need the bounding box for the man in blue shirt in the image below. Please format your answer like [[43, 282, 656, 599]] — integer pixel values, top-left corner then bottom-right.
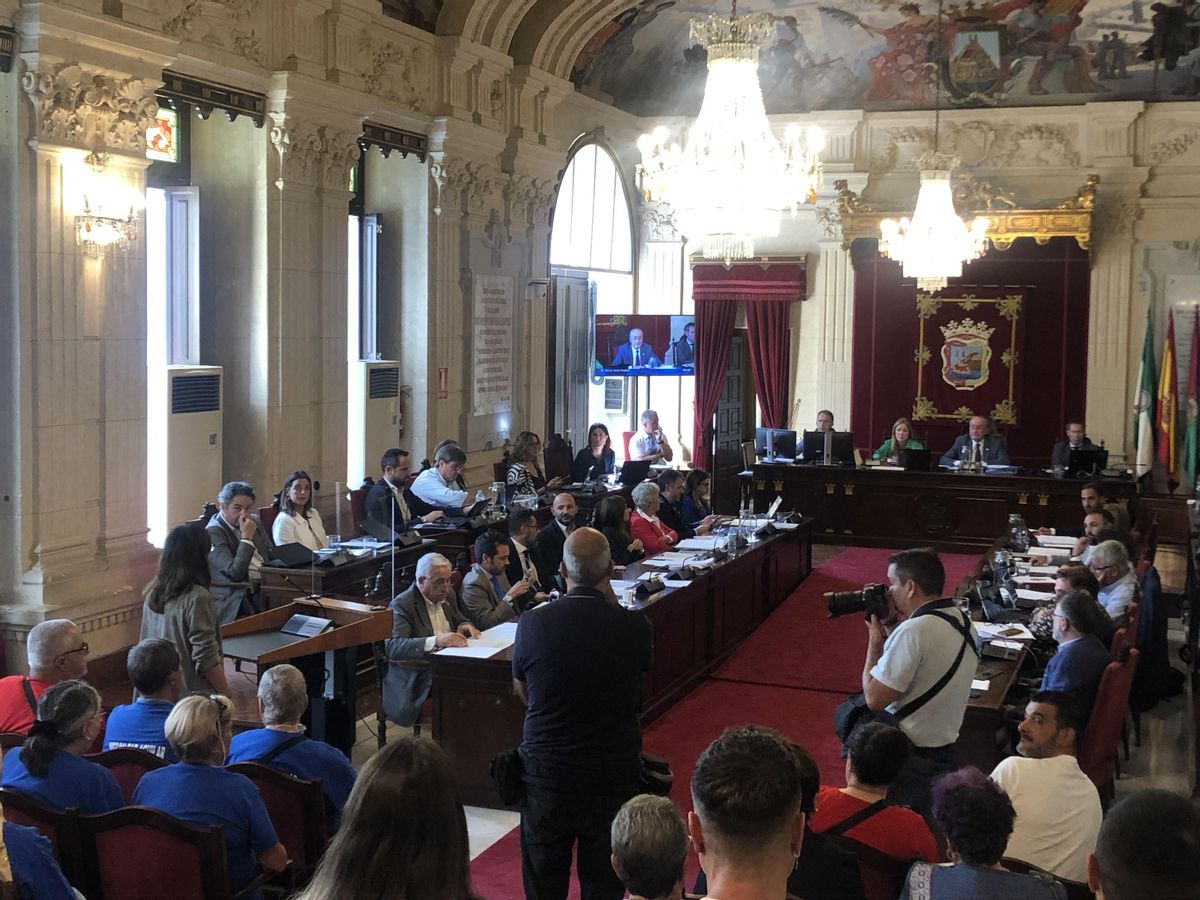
[[227, 663, 356, 828], [1042, 590, 1111, 721], [104, 638, 181, 760], [514, 527, 653, 900]]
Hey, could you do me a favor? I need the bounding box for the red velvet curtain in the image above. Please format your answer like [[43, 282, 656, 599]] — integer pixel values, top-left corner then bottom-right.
[[692, 264, 805, 463], [745, 301, 791, 428], [691, 298, 738, 470]]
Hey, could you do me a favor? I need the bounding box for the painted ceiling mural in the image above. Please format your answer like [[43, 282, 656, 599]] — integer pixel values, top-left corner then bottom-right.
[[570, 0, 1200, 116], [383, 0, 445, 32]]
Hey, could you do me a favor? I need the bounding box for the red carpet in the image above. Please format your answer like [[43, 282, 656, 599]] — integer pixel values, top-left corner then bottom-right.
[[468, 546, 980, 899]]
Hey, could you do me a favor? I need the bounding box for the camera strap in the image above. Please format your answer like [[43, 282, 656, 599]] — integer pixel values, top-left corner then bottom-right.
[[893, 602, 979, 722]]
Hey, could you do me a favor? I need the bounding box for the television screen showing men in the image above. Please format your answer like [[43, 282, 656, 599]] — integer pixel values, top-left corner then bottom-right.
[[595, 314, 696, 376]]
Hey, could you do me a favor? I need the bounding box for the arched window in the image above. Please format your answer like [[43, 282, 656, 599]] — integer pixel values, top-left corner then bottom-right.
[[550, 143, 632, 273]]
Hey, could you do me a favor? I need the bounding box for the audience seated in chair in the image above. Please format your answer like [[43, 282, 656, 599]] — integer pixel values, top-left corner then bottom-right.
[[132, 694, 288, 899], [1087, 788, 1200, 899], [1, 680, 121, 816], [292, 736, 479, 900], [610, 794, 695, 900], [206, 481, 273, 624], [810, 722, 937, 864], [990, 691, 1101, 884], [460, 531, 545, 630], [103, 638, 181, 761], [691, 725, 864, 900], [1090, 540, 1137, 628], [1040, 592, 1111, 722], [900, 767, 1066, 899], [3, 819, 76, 900], [0, 620, 89, 735], [227, 664, 357, 829]]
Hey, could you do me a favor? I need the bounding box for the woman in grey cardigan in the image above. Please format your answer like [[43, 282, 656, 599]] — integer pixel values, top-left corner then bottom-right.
[[140, 525, 229, 697]]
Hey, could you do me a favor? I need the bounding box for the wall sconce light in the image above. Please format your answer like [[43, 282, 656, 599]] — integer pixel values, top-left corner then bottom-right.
[[75, 150, 138, 258]]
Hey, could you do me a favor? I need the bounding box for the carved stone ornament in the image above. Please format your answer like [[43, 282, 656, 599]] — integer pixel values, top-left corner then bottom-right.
[[21, 62, 160, 153], [990, 124, 1080, 169], [430, 155, 504, 218], [270, 120, 361, 191], [358, 30, 429, 115], [871, 121, 1078, 174], [506, 174, 556, 229], [641, 201, 680, 242], [817, 203, 842, 242], [1149, 127, 1198, 166], [951, 170, 1018, 211], [161, 0, 266, 68]]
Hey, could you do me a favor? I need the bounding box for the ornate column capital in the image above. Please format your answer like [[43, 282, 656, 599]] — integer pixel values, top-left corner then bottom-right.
[[429, 152, 505, 220], [640, 200, 681, 243], [268, 117, 361, 193]]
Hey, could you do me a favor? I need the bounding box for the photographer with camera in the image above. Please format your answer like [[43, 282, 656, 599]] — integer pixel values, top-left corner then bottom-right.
[[860, 548, 979, 819]]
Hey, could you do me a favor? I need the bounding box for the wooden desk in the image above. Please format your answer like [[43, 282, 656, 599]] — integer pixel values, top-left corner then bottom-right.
[[260, 541, 435, 608], [753, 465, 1136, 552], [431, 521, 814, 807]]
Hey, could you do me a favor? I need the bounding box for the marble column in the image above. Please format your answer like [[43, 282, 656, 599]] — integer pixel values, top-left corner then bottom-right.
[[796, 239, 856, 431]]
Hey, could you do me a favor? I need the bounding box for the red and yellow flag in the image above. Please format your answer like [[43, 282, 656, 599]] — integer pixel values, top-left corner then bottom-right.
[[1157, 310, 1179, 490]]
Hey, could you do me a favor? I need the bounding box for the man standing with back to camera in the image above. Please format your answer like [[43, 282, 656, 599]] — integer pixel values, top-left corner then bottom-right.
[[862, 547, 979, 819], [513, 528, 653, 900]]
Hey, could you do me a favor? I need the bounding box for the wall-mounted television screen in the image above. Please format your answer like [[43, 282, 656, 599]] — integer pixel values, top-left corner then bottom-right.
[[594, 314, 696, 377]]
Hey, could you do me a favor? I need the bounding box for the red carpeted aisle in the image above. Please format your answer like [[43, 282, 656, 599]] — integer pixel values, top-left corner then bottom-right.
[[468, 545, 979, 899]]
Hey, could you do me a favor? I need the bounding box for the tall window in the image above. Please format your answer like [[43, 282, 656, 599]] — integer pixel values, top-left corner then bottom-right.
[[550, 144, 632, 274]]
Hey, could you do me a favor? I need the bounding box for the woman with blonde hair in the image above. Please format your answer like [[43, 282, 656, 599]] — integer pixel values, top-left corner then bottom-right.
[[507, 431, 566, 499], [294, 736, 479, 900], [1, 680, 121, 815], [873, 417, 924, 462], [133, 695, 287, 897]]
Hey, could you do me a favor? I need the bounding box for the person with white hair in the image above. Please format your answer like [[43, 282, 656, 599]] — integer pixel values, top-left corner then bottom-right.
[[228, 663, 357, 827], [630, 409, 673, 462], [1090, 539, 1136, 627], [629, 481, 678, 558], [0, 619, 88, 733], [382, 553, 480, 727]]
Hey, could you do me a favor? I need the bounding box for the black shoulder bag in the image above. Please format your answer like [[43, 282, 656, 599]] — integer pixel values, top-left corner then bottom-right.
[[822, 798, 889, 836], [834, 602, 978, 750], [256, 733, 308, 765], [21, 678, 38, 717]]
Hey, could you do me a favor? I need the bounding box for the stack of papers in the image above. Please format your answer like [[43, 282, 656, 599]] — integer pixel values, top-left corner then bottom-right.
[[1025, 564, 1061, 575], [1016, 587, 1054, 601], [971, 679, 991, 692], [437, 621, 517, 659], [1016, 548, 1068, 560], [1013, 574, 1057, 585], [1035, 534, 1079, 549], [676, 537, 721, 551], [976, 622, 1035, 642]]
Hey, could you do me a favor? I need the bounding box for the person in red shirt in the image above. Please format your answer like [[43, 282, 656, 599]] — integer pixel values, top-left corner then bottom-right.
[[629, 483, 678, 558], [0, 619, 89, 734], [810, 721, 938, 863]]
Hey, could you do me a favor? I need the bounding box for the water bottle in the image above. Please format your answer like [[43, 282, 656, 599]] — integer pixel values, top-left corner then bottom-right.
[[992, 549, 1009, 583], [1007, 513, 1030, 552], [475, 488, 485, 507]]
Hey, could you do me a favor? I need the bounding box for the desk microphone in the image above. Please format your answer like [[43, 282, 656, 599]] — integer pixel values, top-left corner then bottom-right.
[[278, 572, 324, 604]]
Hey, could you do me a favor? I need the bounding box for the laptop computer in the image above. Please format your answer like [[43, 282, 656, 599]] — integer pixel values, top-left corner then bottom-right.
[[269, 542, 315, 567], [617, 459, 653, 486], [358, 518, 422, 547], [439, 497, 491, 527], [898, 448, 933, 471]]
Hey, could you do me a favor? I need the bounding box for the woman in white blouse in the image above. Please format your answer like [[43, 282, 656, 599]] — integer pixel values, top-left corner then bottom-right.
[[271, 470, 329, 550]]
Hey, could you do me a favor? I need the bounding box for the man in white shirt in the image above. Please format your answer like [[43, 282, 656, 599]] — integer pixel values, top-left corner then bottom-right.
[[409, 443, 472, 515], [630, 409, 673, 462], [864, 548, 979, 817], [991, 690, 1102, 884], [382, 552, 480, 726], [365, 448, 444, 529], [1090, 539, 1137, 627]]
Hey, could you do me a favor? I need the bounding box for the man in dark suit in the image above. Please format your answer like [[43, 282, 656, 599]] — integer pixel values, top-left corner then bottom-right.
[[939, 415, 1011, 467], [669, 322, 695, 367], [533, 493, 577, 589], [365, 448, 445, 530], [506, 508, 550, 592], [461, 531, 545, 630], [1041, 590, 1111, 721], [382, 552, 479, 727], [610, 327, 660, 368], [657, 470, 717, 541], [1051, 420, 1097, 469], [207, 481, 274, 624]]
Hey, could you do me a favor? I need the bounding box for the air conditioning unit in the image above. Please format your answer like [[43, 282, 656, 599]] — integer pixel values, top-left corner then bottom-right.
[[349, 361, 400, 487], [164, 366, 222, 527]]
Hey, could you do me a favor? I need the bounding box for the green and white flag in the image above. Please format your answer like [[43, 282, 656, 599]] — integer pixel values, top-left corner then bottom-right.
[[1134, 312, 1157, 480]]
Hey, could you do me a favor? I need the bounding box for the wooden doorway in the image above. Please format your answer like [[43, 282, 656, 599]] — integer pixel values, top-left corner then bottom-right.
[[711, 331, 754, 514]]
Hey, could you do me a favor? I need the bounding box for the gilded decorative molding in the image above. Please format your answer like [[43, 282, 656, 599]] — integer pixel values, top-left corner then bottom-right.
[[20, 61, 160, 153], [836, 174, 1097, 252], [161, 0, 266, 68]]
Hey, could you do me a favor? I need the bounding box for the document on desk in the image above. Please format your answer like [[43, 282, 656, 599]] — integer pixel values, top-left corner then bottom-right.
[[1025, 564, 1061, 575], [970, 679, 991, 692], [1015, 548, 1068, 560], [642, 551, 700, 566], [1012, 574, 1056, 585], [1035, 534, 1078, 549], [1015, 587, 1054, 600], [436, 621, 518, 658], [976, 622, 1034, 642], [676, 537, 721, 551]]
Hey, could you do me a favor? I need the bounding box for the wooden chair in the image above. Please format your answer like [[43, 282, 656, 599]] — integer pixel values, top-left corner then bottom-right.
[[347, 486, 369, 535], [543, 434, 573, 481], [492, 459, 508, 483], [226, 762, 328, 887], [822, 833, 917, 900], [257, 504, 279, 537], [1079, 649, 1139, 805], [622, 431, 636, 460], [79, 805, 272, 900], [0, 787, 86, 890], [0, 731, 26, 753], [84, 747, 170, 805], [1001, 857, 1094, 899]]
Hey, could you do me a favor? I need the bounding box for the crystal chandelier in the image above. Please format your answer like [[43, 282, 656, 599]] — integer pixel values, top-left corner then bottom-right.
[[74, 150, 139, 258], [635, 1, 824, 263], [878, 0, 988, 292]]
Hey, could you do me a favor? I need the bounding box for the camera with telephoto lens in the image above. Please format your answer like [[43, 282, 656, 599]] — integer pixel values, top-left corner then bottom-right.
[[825, 583, 890, 620]]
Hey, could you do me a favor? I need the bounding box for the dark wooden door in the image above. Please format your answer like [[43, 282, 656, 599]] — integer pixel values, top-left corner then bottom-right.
[[712, 332, 752, 513]]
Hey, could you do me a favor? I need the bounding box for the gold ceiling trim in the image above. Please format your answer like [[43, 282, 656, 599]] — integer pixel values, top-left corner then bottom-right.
[[834, 173, 1097, 252]]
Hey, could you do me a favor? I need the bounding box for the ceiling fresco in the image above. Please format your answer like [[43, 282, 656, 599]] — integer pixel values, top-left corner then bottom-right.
[[569, 0, 1200, 116]]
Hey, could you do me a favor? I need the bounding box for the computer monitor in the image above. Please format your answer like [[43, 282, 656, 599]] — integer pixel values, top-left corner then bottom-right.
[[754, 426, 773, 457], [801, 430, 856, 465], [760, 429, 797, 462], [1067, 446, 1108, 476]]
